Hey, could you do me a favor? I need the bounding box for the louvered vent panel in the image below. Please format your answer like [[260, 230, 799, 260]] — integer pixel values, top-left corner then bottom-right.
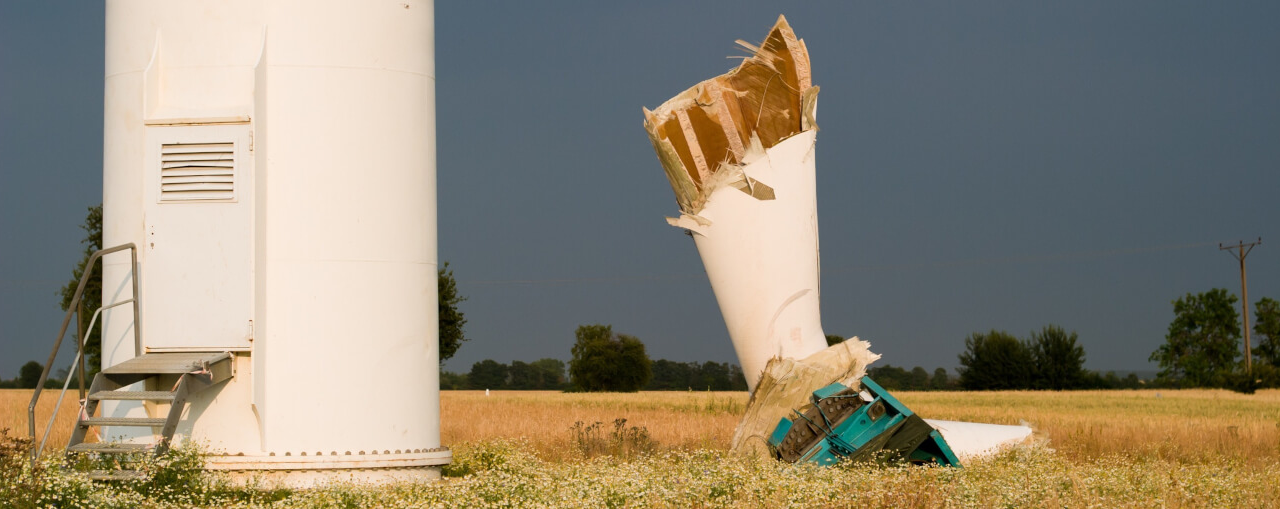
[[160, 142, 234, 201]]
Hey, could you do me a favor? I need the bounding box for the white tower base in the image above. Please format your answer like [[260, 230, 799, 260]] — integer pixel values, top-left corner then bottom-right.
[[206, 450, 450, 487]]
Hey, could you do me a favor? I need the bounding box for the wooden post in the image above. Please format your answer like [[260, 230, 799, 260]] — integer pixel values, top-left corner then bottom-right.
[[1220, 238, 1261, 374]]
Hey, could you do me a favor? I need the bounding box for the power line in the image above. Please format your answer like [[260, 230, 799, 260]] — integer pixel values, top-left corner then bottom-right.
[[1220, 237, 1261, 374]]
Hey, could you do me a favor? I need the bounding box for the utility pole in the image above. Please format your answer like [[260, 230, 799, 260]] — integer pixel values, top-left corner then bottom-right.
[[1220, 238, 1261, 374]]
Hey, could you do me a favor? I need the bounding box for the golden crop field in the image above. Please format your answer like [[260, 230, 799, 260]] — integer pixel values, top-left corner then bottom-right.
[[899, 389, 1280, 465], [0, 388, 85, 456], [440, 390, 746, 461], [438, 388, 1280, 465], [11, 387, 1278, 464], [5, 387, 1280, 507]]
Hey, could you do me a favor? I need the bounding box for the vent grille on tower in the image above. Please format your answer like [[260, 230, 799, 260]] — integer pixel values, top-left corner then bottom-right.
[[159, 142, 235, 202]]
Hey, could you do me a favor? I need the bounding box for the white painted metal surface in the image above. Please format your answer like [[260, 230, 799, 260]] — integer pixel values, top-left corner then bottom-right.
[[670, 130, 829, 390], [101, 0, 447, 483], [925, 419, 1035, 461]]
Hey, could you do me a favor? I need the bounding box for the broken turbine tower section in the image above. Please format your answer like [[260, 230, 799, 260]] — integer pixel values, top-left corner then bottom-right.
[[642, 15, 825, 394], [642, 15, 1032, 466], [641, 14, 947, 466]]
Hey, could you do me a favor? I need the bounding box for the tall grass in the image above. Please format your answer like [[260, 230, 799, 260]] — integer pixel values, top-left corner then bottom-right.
[[8, 435, 1276, 508], [3, 387, 1278, 507], [441, 388, 1280, 465], [897, 389, 1280, 465], [11, 387, 1279, 464], [441, 390, 746, 461], [0, 389, 87, 456]]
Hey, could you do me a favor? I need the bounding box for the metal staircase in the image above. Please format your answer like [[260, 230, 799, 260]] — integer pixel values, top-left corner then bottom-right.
[[27, 243, 237, 481], [68, 352, 234, 480]]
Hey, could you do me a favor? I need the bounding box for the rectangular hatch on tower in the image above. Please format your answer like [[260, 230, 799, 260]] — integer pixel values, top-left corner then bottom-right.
[[142, 123, 254, 352]]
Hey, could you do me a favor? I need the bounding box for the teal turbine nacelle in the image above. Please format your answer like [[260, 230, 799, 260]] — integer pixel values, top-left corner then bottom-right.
[[767, 376, 961, 467]]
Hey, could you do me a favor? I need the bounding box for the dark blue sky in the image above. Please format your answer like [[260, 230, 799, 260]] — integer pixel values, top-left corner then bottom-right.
[[2, 2, 1277, 379]]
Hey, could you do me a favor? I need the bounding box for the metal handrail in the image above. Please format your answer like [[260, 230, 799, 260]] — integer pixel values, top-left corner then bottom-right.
[[36, 301, 133, 458], [28, 243, 142, 462]]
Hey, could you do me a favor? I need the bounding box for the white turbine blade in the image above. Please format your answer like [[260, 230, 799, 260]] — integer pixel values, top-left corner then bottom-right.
[[924, 419, 1036, 461]]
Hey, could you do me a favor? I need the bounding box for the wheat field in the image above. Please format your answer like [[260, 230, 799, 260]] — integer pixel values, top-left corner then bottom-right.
[[440, 390, 746, 461], [1, 388, 85, 456], [5, 387, 1280, 507], [439, 388, 1280, 465], [898, 389, 1280, 465], [7, 387, 1280, 465]]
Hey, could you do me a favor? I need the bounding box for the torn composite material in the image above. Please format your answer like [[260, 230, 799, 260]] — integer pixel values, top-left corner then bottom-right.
[[643, 16, 1032, 462]]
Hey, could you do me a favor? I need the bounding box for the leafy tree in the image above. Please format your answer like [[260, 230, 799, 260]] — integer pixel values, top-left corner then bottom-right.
[[645, 360, 749, 391], [727, 364, 749, 391], [1252, 364, 1280, 389], [507, 361, 537, 389], [909, 366, 930, 390], [18, 360, 44, 388], [1254, 297, 1280, 368], [0, 363, 65, 389], [701, 361, 748, 391], [569, 324, 652, 392], [468, 359, 508, 390], [59, 204, 103, 373], [1030, 325, 1087, 390], [931, 368, 951, 390], [610, 332, 653, 392], [458, 358, 566, 390], [439, 370, 468, 390], [867, 364, 910, 390], [647, 359, 693, 390], [1121, 373, 1141, 389], [867, 365, 948, 391], [504, 359, 566, 390], [825, 334, 846, 347], [530, 358, 568, 389], [1089, 370, 1114, 390], [957, 330, 1034, 390], [1150, 289, 1240, 387], [1081, 370, 1141, 390], [19, 361, 45, 389], [438, 262, 468, 363], [696, 361, 731, 391]]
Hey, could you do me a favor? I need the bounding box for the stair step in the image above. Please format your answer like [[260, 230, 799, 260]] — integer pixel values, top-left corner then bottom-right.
[[88, 390, 175, 401], [80, 417, 167, 427], [87, 470, 148, 481], [69, 443, 153, 454], [103, 352, 232, 375]]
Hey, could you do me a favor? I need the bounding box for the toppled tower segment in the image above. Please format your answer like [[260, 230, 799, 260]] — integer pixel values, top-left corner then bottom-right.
[[643, 16, 828, 392], [643, 16, 1031, 466]]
